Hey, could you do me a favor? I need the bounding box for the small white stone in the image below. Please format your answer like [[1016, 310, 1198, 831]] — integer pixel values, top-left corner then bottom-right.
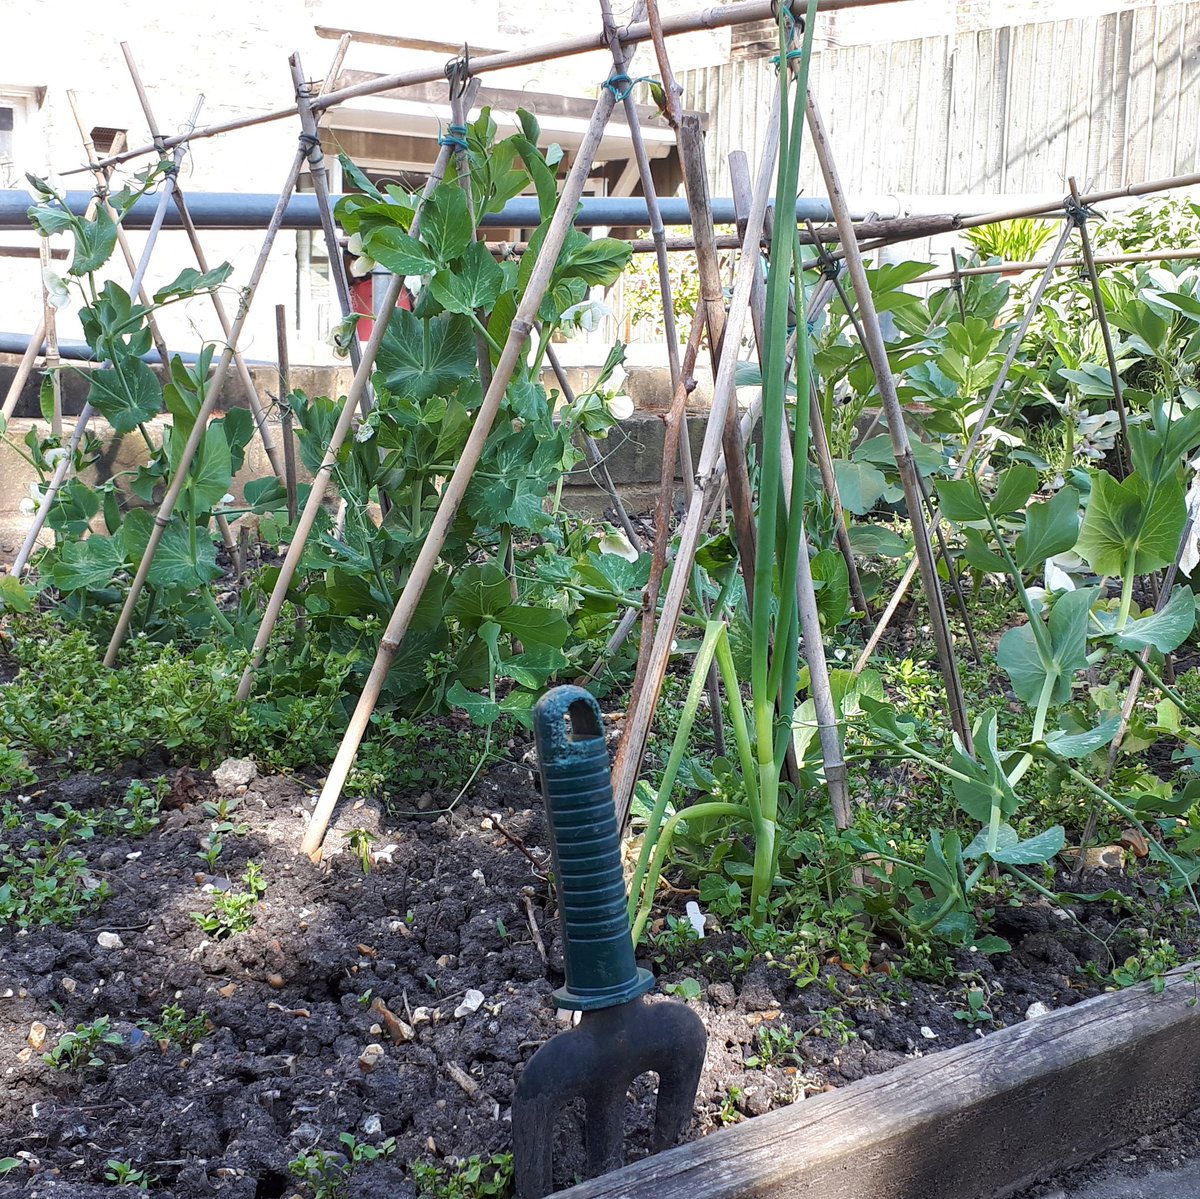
[[454, 989, 485, 1018], [920, 1025, 937, 1040], [684, 901, 707, 939], [96, 932, 124, 950], [1025, 1001, 1051, 1020], [361, 1113, 383, 1136], [213, 757, 257, 794]]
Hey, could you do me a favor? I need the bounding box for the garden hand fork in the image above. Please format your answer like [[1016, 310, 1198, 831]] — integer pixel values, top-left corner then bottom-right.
[[512, 686, 707, 1199]]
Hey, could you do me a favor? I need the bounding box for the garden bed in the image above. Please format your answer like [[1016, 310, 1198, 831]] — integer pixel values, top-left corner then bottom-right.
[[0, 755, 1176, 1198]]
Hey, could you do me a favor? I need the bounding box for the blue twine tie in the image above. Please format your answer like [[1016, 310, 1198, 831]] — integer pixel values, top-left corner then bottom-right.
[[438, 123, 469, 150]]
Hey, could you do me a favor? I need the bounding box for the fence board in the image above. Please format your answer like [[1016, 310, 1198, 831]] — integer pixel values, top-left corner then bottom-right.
[[680, 2, 1200, 199]]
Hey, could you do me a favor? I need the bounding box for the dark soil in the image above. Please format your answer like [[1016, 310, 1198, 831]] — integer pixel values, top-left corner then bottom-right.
[[0, 760, 1166, 1198]]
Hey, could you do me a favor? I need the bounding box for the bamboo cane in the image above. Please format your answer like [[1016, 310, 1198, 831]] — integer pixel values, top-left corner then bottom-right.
[[11, 130, 193, 578], [235, 78, 483, 704], [298, 84, 625, 860], [0, 315, 45, 423], [610, 107, 780, 829], [804, 91, 973, 751], [579, 276, 840, 687], [290, 46, 365, 385], [103, 145, 311, 663], [949, 246, 968, 322], [608, 308, 708, 768], [599, 0, 691, 482], [275, 304, 298, 525], [920, 246, 1200, 283], [679, 115, 760, 600], [65, 106, 171, 367], [1068, 176, 1131, 474], [68, 0, 903, 175], [850, 218, 1078, 667], [122, 43, 293, 480]]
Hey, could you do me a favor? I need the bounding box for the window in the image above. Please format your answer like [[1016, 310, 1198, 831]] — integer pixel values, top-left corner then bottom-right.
[[0, 87, 44, 189]]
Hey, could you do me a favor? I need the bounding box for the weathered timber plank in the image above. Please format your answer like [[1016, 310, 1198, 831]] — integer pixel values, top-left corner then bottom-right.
[[548, 963, 1200, 1199]]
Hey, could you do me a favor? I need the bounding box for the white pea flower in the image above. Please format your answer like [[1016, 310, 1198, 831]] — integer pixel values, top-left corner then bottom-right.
[[560, 300, 613, 334], [606, 364, 626, 393], [598, 528, 638, 563], [1181, 468, 1200, 577], [605, 393, 634, 421], [354, 422, 376, 443], [219, 493, 235, 506], [404, 275, 424, 296], [27, 482, 45, 504], [41, 269, 71, 311], [18, 498, 37, 516], [346, 232, 377, 278], [1044, 558, 1076, 594], [43, 446, 70, 467]]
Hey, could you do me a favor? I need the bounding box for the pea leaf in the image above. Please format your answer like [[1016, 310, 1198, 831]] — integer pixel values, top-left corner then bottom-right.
[[949, 711, 1019, 823], [419, 183, 474, 265], [496, 603, 570, 648], [430, 241, 504, 315], [68, 205, 117, 275], [997, 586, 1094, 706], [376, 307, 476, 401], [991, 464, 1040, 516], [1100, 584, 1197, 653], [47, 537, 124, 592], [832, 459, 886, 516], [446, 680, 501, 727], [363, 227, 437, 276], [1075, 470, 1185, 576], [153, 263, 233, 303], [1042, 715, 1122, 758], [87, 355, 162, 433], [1015, 486, 1080, 571], [990, 825, 1066, 866], [937, 477, 987, 523], [145, 518, 221, 589]]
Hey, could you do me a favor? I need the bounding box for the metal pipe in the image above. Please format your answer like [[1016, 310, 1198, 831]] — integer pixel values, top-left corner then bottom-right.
[[0, 190, 858, 231], [0, 332, 263, 366]]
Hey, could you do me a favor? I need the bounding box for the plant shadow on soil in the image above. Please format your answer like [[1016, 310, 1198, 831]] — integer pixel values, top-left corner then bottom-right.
[[0, 758, 1160, 1199]]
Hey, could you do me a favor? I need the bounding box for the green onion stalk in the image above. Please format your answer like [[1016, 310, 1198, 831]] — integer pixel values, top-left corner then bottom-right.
[[747, 1, 820, 925]]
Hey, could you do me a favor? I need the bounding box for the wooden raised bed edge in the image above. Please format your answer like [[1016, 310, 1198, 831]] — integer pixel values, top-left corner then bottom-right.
[[550, 963, 1200, 1199]]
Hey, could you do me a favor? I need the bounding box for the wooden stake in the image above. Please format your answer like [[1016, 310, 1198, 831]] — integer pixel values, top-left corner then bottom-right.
[[298, 84, 625, 859], [275, 304, 298, 525], [1068, 176, 1131, 474], [920, 245, 1200, 283], [235, 79, 482, 704], [678, 116, 760, 603], [804, 91, 972, 751]]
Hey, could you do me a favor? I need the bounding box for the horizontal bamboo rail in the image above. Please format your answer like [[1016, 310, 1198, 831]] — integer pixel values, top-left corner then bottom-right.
[[919, 245, 1200, 282], [65, 0, 908, 174]]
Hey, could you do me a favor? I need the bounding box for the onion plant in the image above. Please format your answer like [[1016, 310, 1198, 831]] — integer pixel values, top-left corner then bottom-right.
[[629, 1, 821, 937]]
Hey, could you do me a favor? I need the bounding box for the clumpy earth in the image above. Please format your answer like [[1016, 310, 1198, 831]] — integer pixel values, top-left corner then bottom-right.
[[0, 760, 1163, 1197]]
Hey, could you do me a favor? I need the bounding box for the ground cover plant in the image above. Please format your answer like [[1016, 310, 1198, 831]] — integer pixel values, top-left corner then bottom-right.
[[5, 17, 1200, 1192]]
